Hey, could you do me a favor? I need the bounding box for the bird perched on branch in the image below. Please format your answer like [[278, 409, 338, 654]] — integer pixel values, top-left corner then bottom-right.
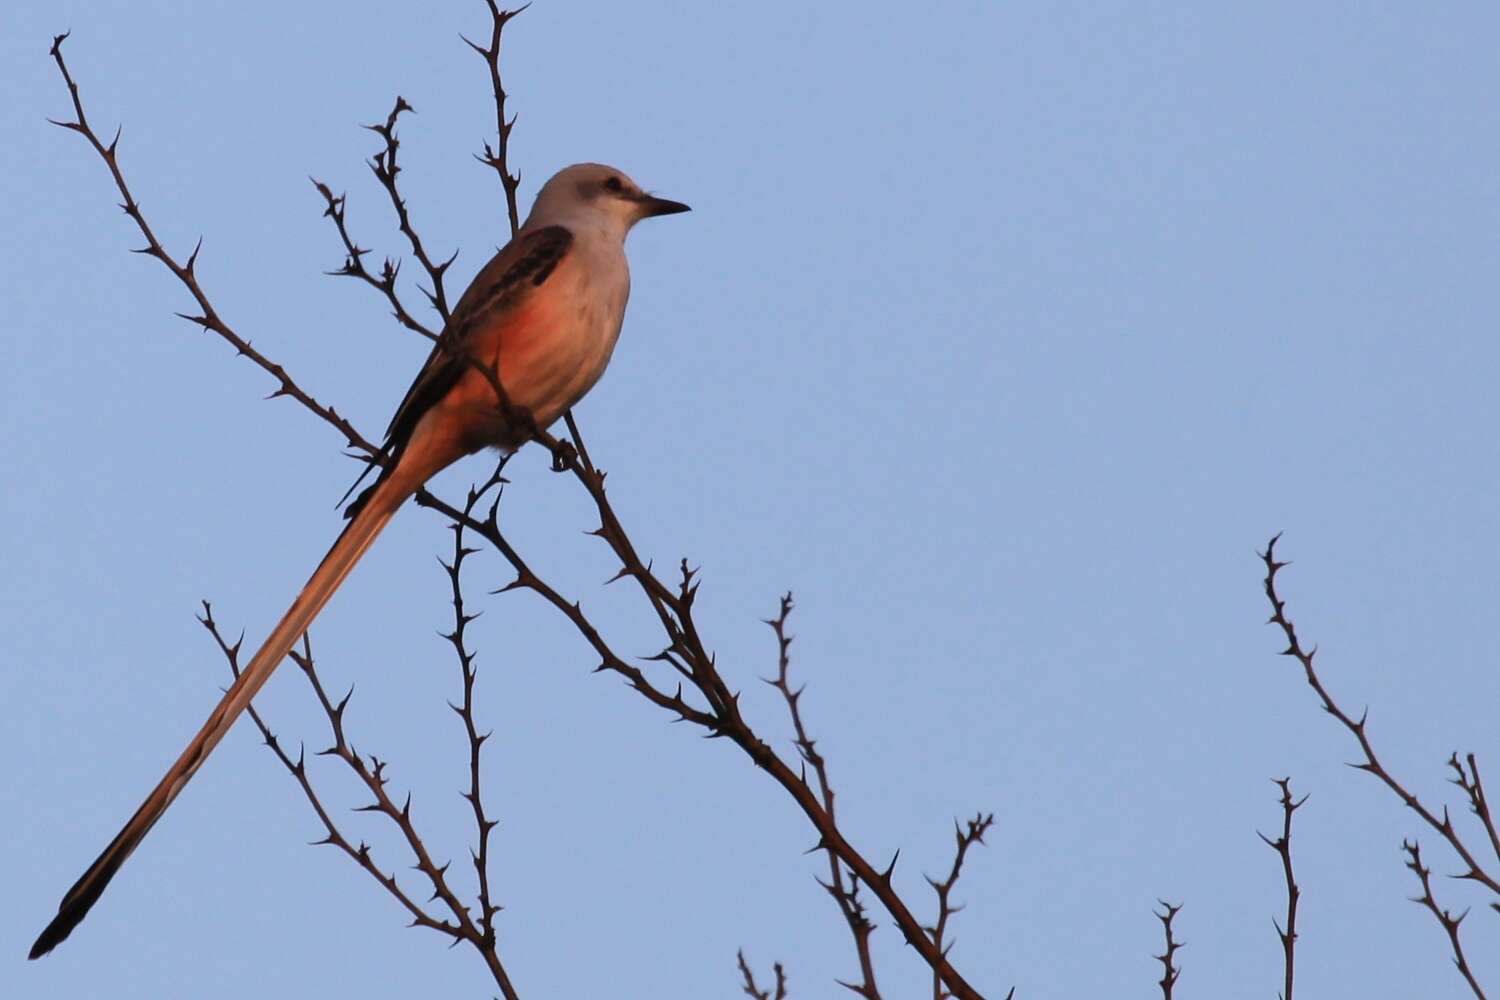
[[31, 162, 690, 958]]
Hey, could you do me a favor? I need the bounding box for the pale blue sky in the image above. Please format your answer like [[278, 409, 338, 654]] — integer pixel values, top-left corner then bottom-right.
[[4, 2, 1498, 998]]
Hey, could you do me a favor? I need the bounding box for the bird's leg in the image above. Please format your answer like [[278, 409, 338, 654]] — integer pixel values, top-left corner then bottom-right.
[[506, 401, 575, 471], [549, 438, 577, 472]]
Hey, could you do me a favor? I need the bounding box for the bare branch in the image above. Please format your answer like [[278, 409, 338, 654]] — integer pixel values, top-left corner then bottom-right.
[[924, 814, 995, 1000], [310, 177, 441, 343], [1257, 778, 1306, 1000], [283, 640, 522, 1000], [1260, 535, 1500, 898], [426, 415, 993, 1000], [442, 463, 511, 947], [47, 34, 378, 462], [1154, 901, 1183, 1000], [738, 950, 790, 1000], [197, 605, 457, 939], [1449, 753, 1500, 871], [1404, 841, 1489, 1000], [363, 97, 456, 322], [464, 1, 529, 235], [761, 594, 880, 997]]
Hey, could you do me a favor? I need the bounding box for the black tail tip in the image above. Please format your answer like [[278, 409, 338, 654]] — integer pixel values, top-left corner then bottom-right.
[[29, 913, 76, 960]]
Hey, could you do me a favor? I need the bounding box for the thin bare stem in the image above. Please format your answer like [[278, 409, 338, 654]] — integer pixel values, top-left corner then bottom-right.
[[364, 97, 456, 323], [442, 463, 510, 948], [464, 1, 529, 234], [47, 34, 378, 462], [284, 640, 521, 1000], [1260, 535, 1500, 898], [1154, 901, 1183, 1000], [197, 605, 456, 939], [1404, 841, 1488, 1000], [925, 814, 996, 1000], [738, 950, 790, 1000], [762, 595, 879, 997], [1257, 778, 1306, 1000], [543, 423, 991, 1000], [311, 177, 441, 343], [1449, 753, 1500, 872]]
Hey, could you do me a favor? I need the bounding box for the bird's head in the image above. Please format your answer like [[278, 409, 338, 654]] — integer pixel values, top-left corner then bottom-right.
[[524, 163, 690, 239]]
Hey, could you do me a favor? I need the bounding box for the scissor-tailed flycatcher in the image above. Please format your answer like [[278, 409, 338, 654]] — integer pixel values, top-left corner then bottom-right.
[[31, 163, 690, 958]]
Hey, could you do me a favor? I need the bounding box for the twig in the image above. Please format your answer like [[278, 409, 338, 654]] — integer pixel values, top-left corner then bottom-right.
[[1260, 535, 1500, 897], [925, 814, 995, 1000], [1257, 778, 1306, 1000], [197, 605, 456, 939], [311, 177, 441, 343], [1404, 841, 1488, 1000], [364, 97, 457, 323], [547, 420, 991, 1000], [284, 639, 522, 1000], [1154, 901, 1183, 1000], [1449, 753, 1500, 873], [464, 1, 529, 234], [47, 33, 377, 462], [738, 950, 789, 1000], [442, 463, 510, 949], [761, 595, 880, 998]]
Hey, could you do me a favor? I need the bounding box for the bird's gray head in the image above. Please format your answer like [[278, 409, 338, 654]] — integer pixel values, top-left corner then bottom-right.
[[523, 163, 690, 239]]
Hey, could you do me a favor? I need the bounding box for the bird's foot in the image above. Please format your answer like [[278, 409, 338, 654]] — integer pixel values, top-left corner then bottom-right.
[[550, 439, 578, 472]]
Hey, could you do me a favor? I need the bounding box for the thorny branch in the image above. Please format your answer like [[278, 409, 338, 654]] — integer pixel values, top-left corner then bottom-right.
[[364, 96, 457, 324], [1449, 753, 1500, 877], [763, 595, 880, 999], [1154, 901, 1183, 1000], [738, 951, 790, 1000], [442, 463, 511, 950], [464, 0, 528, 233], [924, 814, 996, 1000], [1404, 841, 1488, 1000], [197, 606, 456, 942], [50, 17, 993, 999], [1257, 778, 1305, 1000], [46, 33, 376, 463], [199, 607, 522, 998], [311, 174, 441, 344], [1260, 535, 1500, 898]]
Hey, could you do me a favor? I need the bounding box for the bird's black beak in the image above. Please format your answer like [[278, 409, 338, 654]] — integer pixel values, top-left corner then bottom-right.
[[638, 194, 691, 218]]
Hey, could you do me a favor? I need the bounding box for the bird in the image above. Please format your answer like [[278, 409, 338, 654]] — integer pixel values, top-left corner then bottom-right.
[[30, 162, 690, 958]]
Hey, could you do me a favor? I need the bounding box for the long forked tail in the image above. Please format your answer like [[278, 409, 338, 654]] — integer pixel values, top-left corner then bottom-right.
[[30, 467, 415, 959]]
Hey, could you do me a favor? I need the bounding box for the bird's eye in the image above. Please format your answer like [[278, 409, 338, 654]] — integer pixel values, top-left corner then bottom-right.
[[604, 176, 624, 193]]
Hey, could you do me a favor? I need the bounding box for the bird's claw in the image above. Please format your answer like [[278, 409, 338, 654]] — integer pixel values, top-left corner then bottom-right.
[[550, 439, 577, 472]]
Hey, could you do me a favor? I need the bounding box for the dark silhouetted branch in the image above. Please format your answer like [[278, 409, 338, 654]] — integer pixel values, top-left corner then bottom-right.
[[464, 1, 529, 234], [1154, 901, 1183, 1000], [47, 33, 377, 461], [925, 814, 995, 1000], [738, 950, 789, 1000], [1449, 753, 1500, 875], [1258, 778, 1305, 1000], [1404, 841, 1488, 1000], [364, 97, 457, 323], [197, 605, 457, 941], [762, 594, 880, 998], [442, 463, 510, 949], [1260, 536, 1500, 898], [311, 176, 441, 343], [285, 633, 521, 1000]]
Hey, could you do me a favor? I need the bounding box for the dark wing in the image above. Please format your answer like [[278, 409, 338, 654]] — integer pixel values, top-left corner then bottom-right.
[[342, 225, 573, 519]]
